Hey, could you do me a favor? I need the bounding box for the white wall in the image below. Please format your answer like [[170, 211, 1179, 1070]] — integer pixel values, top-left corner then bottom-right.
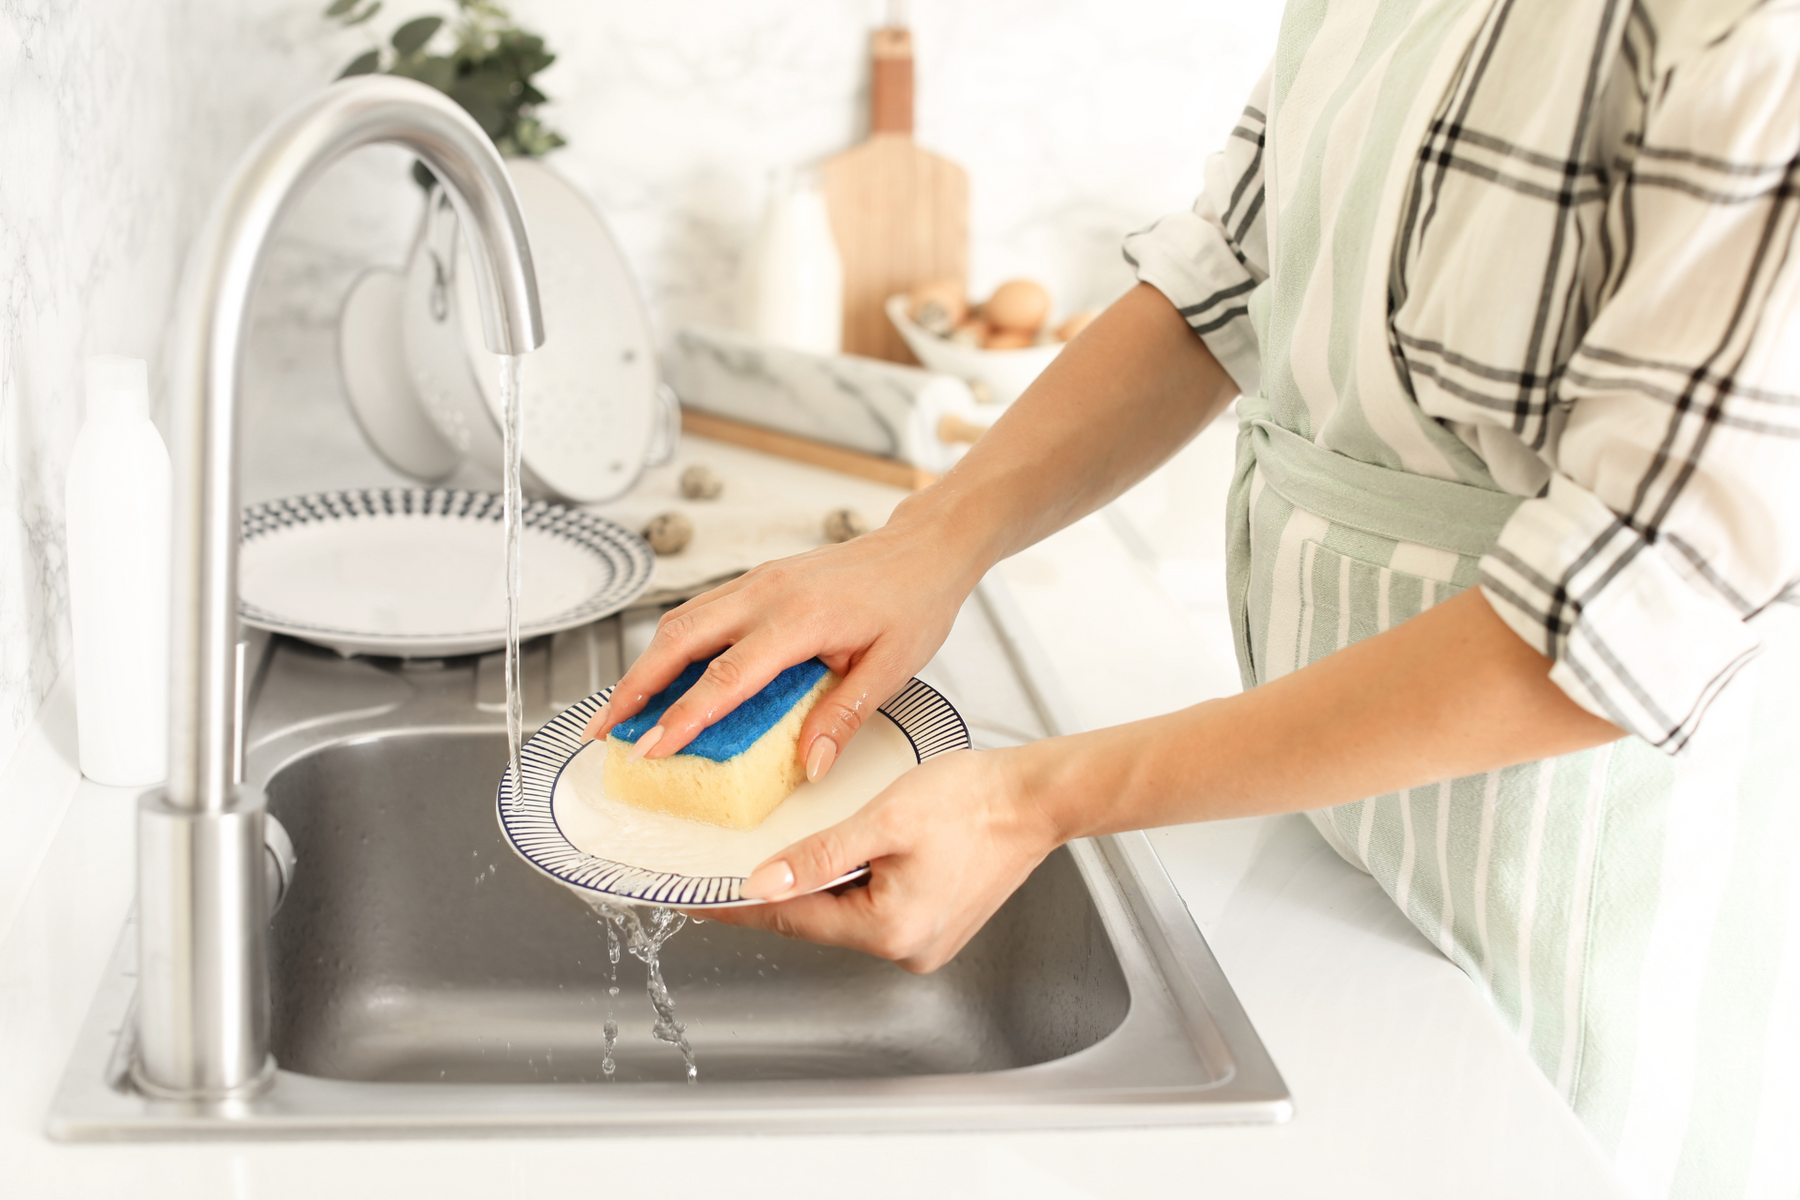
[[270, 0, 1284, 332], [0, 1, 352, 767], [0, 0, 1281, 772]]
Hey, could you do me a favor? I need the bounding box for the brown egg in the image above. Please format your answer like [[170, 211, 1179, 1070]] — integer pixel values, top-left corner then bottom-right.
[[984, 327, 1035, 351], [1055, 310, 1098, 342], [907, 278, 968, 336], [947, 315, 991, 347], [984, 279, 1051, 333]]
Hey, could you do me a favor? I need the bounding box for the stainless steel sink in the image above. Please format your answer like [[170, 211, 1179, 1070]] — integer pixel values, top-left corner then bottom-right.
[[48, 579, 1290, 1137], [269, 730, 1126, 1085]]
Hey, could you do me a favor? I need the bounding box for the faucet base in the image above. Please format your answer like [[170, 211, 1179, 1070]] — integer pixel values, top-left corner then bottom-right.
[[128, 1056, 277, 1104], [134, 791, 273, 1100]]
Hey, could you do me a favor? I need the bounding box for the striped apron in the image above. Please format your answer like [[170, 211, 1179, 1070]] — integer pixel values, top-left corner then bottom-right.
[[1226, 392, 1800, 1197]]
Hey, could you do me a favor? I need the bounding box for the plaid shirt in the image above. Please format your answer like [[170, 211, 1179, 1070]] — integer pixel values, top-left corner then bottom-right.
[[1128, 0, 1799, 753]]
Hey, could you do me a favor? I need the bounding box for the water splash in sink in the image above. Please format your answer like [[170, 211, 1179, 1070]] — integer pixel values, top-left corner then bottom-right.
[[583, 897, 697, 1083], [602, 919, 620, 1078]]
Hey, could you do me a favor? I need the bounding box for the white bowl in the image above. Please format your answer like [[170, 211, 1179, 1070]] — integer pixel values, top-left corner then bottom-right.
[[885, 294, 1061, 406]]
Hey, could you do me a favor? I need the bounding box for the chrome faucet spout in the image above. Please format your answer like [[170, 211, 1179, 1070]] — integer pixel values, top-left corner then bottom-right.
[[136, 76, 542, 1101], [168, 77, 542, 814]]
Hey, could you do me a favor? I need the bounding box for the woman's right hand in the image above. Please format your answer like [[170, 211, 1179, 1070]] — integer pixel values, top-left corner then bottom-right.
[[582, 509, 983, 780]]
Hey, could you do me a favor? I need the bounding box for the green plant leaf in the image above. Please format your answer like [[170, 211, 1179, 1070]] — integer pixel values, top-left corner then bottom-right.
[[391, 15, 443, 57], [325, 0, 564, 157], [449, 81, 506, 138], [511, 115, 564, 158], [338, 49, 381, 77], [391, 54, 456, 92]]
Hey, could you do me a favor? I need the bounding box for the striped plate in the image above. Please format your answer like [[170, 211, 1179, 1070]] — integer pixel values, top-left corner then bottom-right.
[[498, 677, 970, 907], [239, 488, 654, 658]]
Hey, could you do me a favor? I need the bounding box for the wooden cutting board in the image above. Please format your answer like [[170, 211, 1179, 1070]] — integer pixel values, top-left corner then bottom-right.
[[821, 26, 968, 364]]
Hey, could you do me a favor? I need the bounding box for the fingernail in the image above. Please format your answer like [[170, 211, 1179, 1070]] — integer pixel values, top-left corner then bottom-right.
[[743, 859, 794, 900], [627, 725, 664, 762], [580, 703, 609, 744], [805, 735, 837, 782]]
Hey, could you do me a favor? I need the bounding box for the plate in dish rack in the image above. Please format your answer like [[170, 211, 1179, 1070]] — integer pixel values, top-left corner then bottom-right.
[[497, 678, 971, 907], [238, 488, 654, 658]]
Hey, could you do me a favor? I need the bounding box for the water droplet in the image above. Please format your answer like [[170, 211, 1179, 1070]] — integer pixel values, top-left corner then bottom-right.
[[583, 896, 696, 1082]]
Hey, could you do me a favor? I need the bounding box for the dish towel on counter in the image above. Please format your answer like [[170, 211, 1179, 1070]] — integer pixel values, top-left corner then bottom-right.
[[1125, 1, 1800, 1197]]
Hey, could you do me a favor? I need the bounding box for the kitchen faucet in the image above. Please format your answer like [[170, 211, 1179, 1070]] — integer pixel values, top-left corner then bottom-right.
[[135, 76, 543, 1100]]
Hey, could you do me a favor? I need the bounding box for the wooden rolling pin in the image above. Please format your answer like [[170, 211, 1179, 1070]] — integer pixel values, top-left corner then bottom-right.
[[937, 412, 988, 445], [664, 325, 988, 488]]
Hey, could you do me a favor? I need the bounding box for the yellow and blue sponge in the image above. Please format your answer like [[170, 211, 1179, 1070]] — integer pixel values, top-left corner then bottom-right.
[[604, 656, 836, 830]]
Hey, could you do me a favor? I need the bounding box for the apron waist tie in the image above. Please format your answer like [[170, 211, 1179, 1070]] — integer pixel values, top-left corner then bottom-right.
[[1223, 411, 1525, 689], [1246, 417, 1522, 557]]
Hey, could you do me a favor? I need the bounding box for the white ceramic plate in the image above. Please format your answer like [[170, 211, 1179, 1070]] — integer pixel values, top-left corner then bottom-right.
[[239, 488, 654, 658], [498, 678, 971, 907]]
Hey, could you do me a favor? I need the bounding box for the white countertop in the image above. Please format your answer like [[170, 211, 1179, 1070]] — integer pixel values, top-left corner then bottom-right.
[[0, 398, 1628, 1198]]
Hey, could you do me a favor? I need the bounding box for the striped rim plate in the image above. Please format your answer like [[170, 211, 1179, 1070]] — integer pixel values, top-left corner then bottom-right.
[[239, 488, 654, 658], [497, 677, 971, 907]]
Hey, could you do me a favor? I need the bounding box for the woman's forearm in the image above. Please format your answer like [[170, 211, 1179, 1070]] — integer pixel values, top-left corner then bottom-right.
[[594, 286, 1235, 762], [713, 575, 1625, 971], [889, 283, 1239, 581], [1015, 587, 1626, 842]]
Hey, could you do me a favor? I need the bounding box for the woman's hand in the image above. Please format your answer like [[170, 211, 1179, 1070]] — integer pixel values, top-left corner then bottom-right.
[[581, 286, 1232, 776], [694, 588, 1626, 974], [582, 511, 986, 779], [695, 747, 1060, 973]]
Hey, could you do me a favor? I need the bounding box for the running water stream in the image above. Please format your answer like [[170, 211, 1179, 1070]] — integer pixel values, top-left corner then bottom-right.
[[495, 356, 696, 1081], [499, 354, 525, 813]]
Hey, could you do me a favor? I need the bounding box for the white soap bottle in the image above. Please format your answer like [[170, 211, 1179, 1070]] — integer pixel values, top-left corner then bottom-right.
[[65, 355, 172, 786], [740, 168, 845, 355]]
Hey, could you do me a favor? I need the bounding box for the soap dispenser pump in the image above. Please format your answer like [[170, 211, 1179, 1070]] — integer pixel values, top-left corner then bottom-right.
[[64, 355, 172, 786]]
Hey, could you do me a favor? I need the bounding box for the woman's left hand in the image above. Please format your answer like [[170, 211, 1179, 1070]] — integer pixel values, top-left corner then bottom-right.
[[696, 747, 1060, 974]]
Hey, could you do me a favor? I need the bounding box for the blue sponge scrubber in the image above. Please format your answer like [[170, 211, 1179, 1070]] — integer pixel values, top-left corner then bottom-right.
[[605, 657, 836, 829]]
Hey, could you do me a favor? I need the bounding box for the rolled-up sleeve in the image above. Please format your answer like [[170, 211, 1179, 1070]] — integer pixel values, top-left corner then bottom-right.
[[1123, 62, 1272, 398], [1478, 16, 1800, 754]]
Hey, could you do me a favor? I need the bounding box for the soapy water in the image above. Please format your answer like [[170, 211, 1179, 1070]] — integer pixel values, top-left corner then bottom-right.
[[583, 897, 697, 1083], [500, 353, 526, 814]]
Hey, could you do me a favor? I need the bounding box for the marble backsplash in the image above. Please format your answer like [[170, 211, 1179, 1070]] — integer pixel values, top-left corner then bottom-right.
[[0, 0, 1279, 771]]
